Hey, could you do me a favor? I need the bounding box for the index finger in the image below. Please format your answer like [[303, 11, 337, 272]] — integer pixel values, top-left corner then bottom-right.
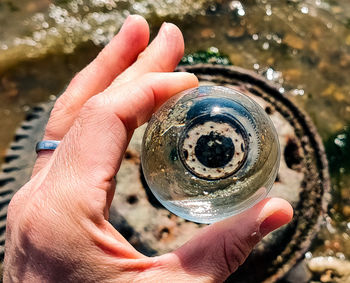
[[44, 15, 150, 141], [32, 15, 150, 176]]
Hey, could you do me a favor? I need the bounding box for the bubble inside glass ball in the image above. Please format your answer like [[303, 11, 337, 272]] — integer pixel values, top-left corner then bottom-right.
[[141, 86, 280, 223]]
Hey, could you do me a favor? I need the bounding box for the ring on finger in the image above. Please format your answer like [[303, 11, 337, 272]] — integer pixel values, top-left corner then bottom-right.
[[35, 140, 60, 153]]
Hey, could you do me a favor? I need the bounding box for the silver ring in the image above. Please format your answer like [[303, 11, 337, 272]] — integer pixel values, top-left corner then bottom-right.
[[35, 140, 60, 153]]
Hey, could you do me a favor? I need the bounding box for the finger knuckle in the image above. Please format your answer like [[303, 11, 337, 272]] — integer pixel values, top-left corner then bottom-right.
[[7, 193, 41, 242], [7, 193, 21, 226], [137, 49, 168, 71], [77, 95, 113, 127], [221, 231, 251, 274], [83, 95, 107, 114], [52, 94, 76, 115]]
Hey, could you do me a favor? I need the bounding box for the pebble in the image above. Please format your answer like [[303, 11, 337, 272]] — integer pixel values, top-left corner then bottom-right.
[[226, 26, 245, 39], [346, 35, 350, 46], [307, 256, 350, 279], [283, 69, 302, 81], [1, 77, 18, 98], [283, 34, 304, 50], [200, 28, 215, 39], [321, 84, 347, 102], [340, 53, 350, 68], [342, 205, 350, 218]]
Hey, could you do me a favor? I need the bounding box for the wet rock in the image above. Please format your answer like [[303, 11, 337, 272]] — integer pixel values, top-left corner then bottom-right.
[[312, 26, 323, 37], [318, 59, 329, 72], [267, 57, 275, 65], [331, 6, 343, 14], [310, 40, 319, 53], [229, 53, 243, 65], [25, 0, 50, 13], [226, 26, 245, 39], [200, 28, 215, 39], [283, 69, 302, 81], [340, 53, 350, 68], [1, 76, 18, 98], [342, 205, 350, 218], [346, 35, 350, 46], [246, 23, 258, 36], [307, 256, 350, 283], [341, 188, 350, 199], [320, 269, 334, 282], [321, 84, 346, 102], [283, 34, 304, 50], [284, 260, 312, 283]]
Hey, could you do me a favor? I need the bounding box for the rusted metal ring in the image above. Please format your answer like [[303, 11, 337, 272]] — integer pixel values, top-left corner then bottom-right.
[[0, 64, 330, 282], [176, 64, 330, 282]]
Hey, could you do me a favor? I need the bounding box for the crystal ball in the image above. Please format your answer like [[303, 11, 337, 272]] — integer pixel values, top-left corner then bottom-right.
[[141, 86, 280, 223]]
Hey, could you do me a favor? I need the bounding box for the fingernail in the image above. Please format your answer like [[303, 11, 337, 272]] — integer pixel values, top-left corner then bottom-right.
[[259, 211, 291, 237], [120, 15, 135, 31], [159, 22, 169, 34]]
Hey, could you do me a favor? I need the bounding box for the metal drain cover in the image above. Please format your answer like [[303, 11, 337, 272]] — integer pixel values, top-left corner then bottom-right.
[[0, 64, 330, 282]]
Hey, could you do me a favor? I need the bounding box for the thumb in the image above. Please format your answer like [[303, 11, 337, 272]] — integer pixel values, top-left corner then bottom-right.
[[167, 198, 293, 282]]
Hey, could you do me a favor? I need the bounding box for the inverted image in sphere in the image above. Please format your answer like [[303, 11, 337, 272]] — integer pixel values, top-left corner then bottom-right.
[[141, 86, 280, 223]]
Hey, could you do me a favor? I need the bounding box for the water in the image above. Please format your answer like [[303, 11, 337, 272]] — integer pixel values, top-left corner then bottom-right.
[[0, 0, 350, 272], [0, 0, 212, 156]]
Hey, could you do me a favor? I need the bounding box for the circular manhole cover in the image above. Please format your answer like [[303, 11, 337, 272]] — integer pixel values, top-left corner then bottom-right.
[[0, 64, 330, 282]]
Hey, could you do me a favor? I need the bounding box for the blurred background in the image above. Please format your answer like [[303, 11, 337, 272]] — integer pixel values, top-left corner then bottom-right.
[[0, 0, 349, 281]]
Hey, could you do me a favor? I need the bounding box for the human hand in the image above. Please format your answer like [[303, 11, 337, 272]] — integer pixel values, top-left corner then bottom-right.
[[4, 15, 293, 282]]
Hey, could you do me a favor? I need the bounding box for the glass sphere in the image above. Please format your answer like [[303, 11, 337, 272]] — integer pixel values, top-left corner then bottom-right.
[[141, 86, 280, 223]]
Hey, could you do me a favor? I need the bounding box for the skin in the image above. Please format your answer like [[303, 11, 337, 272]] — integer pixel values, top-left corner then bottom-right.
[[3, 15, 293, 282]]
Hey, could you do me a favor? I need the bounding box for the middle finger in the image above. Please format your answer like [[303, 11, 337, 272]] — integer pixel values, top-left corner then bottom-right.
[[108, 22, 185, 88]]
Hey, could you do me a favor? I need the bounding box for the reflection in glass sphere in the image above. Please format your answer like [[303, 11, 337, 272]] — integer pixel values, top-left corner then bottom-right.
[[141, 86, 280, 223]]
